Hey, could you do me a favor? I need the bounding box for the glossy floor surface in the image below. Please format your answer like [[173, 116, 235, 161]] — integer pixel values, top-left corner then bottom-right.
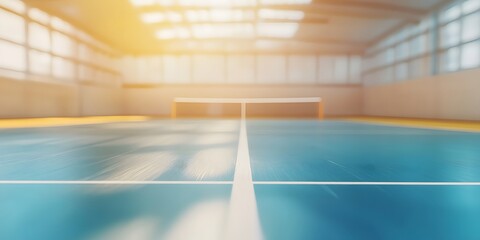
[[1, 119, 480, 240]]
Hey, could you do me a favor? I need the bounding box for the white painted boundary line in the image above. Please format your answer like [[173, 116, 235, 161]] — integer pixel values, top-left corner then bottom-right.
[[0, 181, 233, 185], [254, 181, 480, 186], [225, 102, 263, 240]]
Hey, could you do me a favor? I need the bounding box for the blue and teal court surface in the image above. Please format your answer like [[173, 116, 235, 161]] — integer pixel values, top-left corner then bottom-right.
[[1, 119, 480, 240]]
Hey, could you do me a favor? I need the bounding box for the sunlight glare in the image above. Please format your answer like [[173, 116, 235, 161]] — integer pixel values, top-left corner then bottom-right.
[[185, 148, 235, 179], [163, 200, 229, 240]]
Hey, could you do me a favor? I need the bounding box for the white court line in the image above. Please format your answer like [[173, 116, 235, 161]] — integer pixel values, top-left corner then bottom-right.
[[225, 102, 263, 240], [0, 181, 233, 185], [1, 180, 479, 186], [254, 181, 480, 186]]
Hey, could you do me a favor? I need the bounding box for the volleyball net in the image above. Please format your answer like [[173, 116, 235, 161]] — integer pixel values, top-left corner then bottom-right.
[[171, 97, 324, 119]]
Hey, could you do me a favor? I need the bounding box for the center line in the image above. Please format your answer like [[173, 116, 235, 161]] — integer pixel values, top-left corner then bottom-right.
[[225, 102, 263, 240], [253, 181, 480, 186]]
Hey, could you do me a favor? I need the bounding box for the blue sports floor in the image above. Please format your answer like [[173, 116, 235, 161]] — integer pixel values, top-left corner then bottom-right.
[[1, 119, 480, 240]]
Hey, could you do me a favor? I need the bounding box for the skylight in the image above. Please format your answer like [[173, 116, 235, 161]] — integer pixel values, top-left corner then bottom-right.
[[130, 0, 156, 7], [178, 0, 256, 7], [257, 23, 299, 38], [156, 27, 191, 39], [155, 22, 300, 40], [141, 9, 304, 24], [141, 12, 183, 23], [132, 0, 307, 40], [260, 0, 312, 5], [185, 10, 255, 22], [130, 0, 311, 7], [258, 9, 305, 21], [192, 24, 255, 39]]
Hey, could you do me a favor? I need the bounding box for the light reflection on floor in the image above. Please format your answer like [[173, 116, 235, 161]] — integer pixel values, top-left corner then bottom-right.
[[0, 120, 240, 181], [185, 148, 236, 180], [0, 184, 231, 240]]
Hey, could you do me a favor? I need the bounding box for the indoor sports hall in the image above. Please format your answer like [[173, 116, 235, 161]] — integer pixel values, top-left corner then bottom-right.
[[1, 0, 480, 239]]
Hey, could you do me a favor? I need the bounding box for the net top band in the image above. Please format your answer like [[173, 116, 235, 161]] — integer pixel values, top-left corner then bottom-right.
[[174, 97, 322, 104]]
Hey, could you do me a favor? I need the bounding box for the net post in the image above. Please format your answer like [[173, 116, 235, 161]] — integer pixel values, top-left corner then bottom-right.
[[318, 100, 324, 120], [241, 101, 246, 119], [171, 101, 177, 119]]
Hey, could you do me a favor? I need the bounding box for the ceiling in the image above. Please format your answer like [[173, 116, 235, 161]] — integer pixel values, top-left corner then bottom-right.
[[25, 0, 452, 55]]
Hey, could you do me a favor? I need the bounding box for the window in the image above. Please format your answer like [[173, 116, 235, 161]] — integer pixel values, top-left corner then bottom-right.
[[441, 21, 461, 48], [463, 0, 480, 14], [51, 17, 74, 34], [79, 44, 93, 62], [0, 9, 25, 43], [121, 57, 138, 83], [257, 55, 287, 83], [28, 8, 50, 24], [0, 40, 25, 71], [0, 1, 119, 84], [462, 12, 480, 42], [396, 27, 411, 43], [410, 34, 428, 57], [441, 5, 461, 23], [417, 18, 432, 33], [28, 23, 50, 51], [318, 56, 334, 83], [135, 57, 161, 83], [163, 55, 191, 83], [52, 57, 75, 79], [52, 32, 75, 57], [192, 55, 225, 83], [29, 50, 51, 75], [287, 55, 316, 84], [440, 47, 460, 72], [0, 0, 25, 13], [363, 56, 373, 72], [227, 55, 255, 84], [386, 48, 395, 64], [395, 42, 410, 61], [461, 41, 480, 69], [395, 63, 408, 81], [349, 56, 362, 83], [333, 56, 348, 83], [363, 1, 480, 86]]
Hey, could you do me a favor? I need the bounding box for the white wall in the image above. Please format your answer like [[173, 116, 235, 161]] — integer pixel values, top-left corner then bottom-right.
[[122, 54, 363, 85], [3, 68, 479, 120], [363, 68, 480, 120], [79, 85, 123, 116], [121, 54, 363, 118], [0, 76, 123, 118]]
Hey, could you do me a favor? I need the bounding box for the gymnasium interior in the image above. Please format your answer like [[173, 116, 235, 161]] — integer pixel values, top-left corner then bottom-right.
[[1, 0, 480, 239]]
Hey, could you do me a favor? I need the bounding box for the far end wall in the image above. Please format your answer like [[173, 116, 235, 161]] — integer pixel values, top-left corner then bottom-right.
[[123, 84, 362, 117]]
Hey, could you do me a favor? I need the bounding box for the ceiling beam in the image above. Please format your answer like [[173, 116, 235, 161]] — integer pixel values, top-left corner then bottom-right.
[[148, 18, 329, 26], [136, 1, 426, 21], [149, 37, 368, 48], [133, 48, 365, 55], [309, 0, 426, 20]]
